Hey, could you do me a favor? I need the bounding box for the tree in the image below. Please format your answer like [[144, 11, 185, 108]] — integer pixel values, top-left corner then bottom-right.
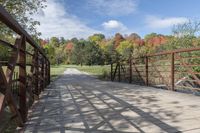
[[44, 44, 55, 64], [59, 37, 66, 45], [54, 46, 65, 65], [49, 37, 60, 47], [71, 40, 86, 65], [71, 37, 79, 44], [88, 33, 105, 43], [162, 21, 200, 51], [127, 33, 141, 40], [172, 20, 200, 37], [0, 0, 46, 36], [144, 33, 158, 41], [65, 42, 74, 64], [113, 33, 124, 48], [84, 42, 104, 65], [116, 40, 133, 59]]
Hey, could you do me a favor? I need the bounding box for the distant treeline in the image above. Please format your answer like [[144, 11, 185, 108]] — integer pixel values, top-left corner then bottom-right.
[[1, 21, 200, 67], [40, 21, 200, 66]]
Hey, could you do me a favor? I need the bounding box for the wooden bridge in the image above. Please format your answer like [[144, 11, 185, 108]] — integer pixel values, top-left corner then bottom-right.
[[0, 5, 200, 133]]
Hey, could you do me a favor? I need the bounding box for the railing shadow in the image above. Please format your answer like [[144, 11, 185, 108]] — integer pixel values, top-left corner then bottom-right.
[[24, 70, 200, 133]]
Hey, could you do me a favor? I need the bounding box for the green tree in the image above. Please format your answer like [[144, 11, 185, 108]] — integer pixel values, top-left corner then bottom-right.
[[59, 37, 66, 45], [116, 40, 133, 59], [71, 40, 86, 65], [0, 0, 46, 36], [88, 33, 105, 43], [49, 37, 60, 47], [54, 46, 65, 65], [84, 42, 104, 65], [44, 44, 55, 64]]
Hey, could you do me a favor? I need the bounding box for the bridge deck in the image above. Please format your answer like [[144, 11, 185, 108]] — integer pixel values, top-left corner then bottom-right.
[[24, 68, 200, 133]]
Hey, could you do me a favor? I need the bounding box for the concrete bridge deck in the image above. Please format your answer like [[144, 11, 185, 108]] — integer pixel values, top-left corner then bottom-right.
[[24, 68, 200, 133]]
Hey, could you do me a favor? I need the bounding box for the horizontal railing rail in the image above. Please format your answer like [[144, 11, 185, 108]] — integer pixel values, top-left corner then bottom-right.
[[111, 47, 200, 93]]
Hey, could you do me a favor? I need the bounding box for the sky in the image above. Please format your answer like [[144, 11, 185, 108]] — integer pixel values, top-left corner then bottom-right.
[[33, 0, 200, 39]]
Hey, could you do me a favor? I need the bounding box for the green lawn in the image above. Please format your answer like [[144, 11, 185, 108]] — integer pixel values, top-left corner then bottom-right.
[[2, 64, 111, 81], [50, 65, 111, 81], [50, 65, 68, 81]]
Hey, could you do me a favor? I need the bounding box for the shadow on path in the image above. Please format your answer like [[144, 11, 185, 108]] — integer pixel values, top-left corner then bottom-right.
[[24, 68, 200, 133]]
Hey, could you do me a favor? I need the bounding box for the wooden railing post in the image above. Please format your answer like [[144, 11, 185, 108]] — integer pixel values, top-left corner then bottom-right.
[[19, 36, 27, 122], [34, 50, 39, 98], [129, 58, 132, 83], [41, 57, 44, 91], [45, 59, 48, 87], [171, 53, 175, 91], [38, 56, 42, 93], [145, 56, 149, 86]]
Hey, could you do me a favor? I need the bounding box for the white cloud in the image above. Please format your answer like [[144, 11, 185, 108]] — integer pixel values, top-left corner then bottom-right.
[[146, 16, 189, 29], [33, 0, 99, 39], [87, 0, 138, 16], [102, 20, 127, 31]]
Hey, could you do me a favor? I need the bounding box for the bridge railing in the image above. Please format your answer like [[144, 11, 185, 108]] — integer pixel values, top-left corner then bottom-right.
[[0, 5, 50, 130], [111, 47, 200, 92]]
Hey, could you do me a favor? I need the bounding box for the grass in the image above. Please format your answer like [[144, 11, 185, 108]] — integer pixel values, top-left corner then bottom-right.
[[68, 65, 111, 78], [50, 65, 68, 81], [50, 64, 111, 81], [3, 64, 111, 81]]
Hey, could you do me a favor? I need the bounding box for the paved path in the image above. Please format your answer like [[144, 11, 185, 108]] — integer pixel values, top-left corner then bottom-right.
[[24, 68, 200, 133]]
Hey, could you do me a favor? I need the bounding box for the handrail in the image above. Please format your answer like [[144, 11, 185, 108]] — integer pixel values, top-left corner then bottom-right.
[[147, 47, 200, 57], [133, 47, 200, 59]]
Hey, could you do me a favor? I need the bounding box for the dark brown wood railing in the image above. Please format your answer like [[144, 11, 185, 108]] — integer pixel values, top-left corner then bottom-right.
[[111, 47, 200, 92], [0, 5, 50, 130]]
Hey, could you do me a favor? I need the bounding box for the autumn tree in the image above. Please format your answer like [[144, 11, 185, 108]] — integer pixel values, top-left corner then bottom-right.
[[113, 33, 124, 48]]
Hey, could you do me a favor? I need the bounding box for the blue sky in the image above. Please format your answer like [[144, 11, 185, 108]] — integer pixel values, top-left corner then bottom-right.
[[34, 0, 200, 39]]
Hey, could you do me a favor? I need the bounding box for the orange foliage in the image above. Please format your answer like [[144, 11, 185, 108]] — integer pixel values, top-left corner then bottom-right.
[[65, 42, 74, 52], [146, 36, 167, 47]]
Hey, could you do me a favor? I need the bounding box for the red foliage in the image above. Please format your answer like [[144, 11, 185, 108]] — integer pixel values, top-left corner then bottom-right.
[[147, 36, 167, 47], [65, 42, 74, 52], [128, 38, 145, 47]]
